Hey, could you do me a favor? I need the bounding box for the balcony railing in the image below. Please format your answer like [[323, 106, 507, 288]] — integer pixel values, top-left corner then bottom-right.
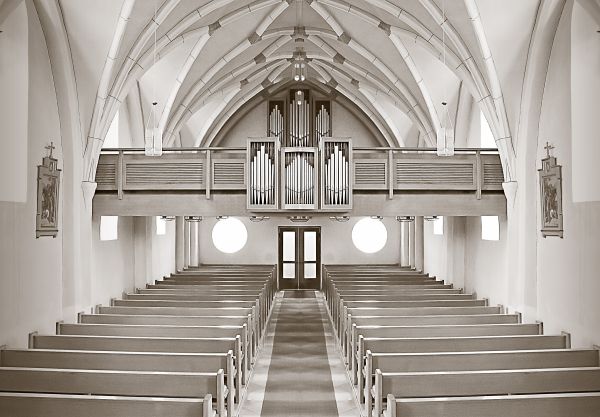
[[96, 145, 503, 212]]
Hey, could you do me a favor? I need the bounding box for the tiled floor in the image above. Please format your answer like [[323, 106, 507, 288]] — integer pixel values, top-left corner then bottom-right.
[[238, 291, 361, 417]]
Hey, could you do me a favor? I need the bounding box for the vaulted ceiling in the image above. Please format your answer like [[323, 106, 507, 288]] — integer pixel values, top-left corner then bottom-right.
[[54, 0, 548, 182]]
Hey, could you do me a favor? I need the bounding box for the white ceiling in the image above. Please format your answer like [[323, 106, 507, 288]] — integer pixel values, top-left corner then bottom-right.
[[54, 0, 542, 148]]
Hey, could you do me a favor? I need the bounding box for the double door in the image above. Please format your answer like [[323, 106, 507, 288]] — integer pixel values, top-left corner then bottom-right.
[[278, 226, 321, 290]]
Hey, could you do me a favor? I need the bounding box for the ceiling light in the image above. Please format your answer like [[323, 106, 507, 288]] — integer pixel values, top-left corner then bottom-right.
[[160, 215, 176, 221], [424, 216, 439, 222], [396, 216, 414, 222], [288, 215, 311, 223], [249, 216, 270, 222], [329, 216, 350, 222], [184, 216, 203, 222]]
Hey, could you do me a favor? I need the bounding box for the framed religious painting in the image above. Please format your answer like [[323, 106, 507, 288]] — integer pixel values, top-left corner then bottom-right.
[[36, 144, 61, 238], [538, 143, 563, 238]]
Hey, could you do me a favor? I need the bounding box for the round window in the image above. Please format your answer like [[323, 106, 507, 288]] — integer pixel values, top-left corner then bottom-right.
[[212, 217, 248, 254], [352, 217, 387, 254]]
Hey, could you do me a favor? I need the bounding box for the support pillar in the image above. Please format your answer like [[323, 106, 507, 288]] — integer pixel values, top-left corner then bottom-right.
[[189, 221, 199, 267], [415, 216, 425, 272], [400, 222, 410, 267], [183, 220, 190, 269], [409, 220, 416, 269], [175, 216, 185, 272]]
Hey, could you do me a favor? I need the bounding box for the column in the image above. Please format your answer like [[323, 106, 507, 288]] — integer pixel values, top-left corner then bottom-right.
[[409, 219, 416, 269], [175, 216, 185, 272], [190, 221, 199, 267], [400, 222, 410, 267], [414, 216, 425, 272], [183, 220, 190, 269]]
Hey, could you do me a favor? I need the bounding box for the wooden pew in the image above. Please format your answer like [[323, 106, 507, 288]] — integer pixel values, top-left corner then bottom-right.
[[58, 322, 250, 383], [343, 300, 486, 308], [1, 348, 234, 415], [363, 348, 600, 412], [0, 367, 228, 417], [112, 299, 256, 308], [95, 305, 263, 347], [354, 334, 569, 401], [372, 367, 600, 416], [29, 334, 244, 398], [340, 306, 504, 354], [0, 392, 214, 417], [384, 392, 600, 417]]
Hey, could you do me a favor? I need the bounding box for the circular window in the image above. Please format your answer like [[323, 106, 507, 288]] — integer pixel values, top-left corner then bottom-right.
[[212, 217, 248, 254], [352, 217, 387, 254]]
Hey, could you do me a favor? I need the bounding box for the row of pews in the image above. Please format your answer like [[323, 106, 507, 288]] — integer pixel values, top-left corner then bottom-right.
[[324, 264, 600, 417], [0, 264, 276, 417]]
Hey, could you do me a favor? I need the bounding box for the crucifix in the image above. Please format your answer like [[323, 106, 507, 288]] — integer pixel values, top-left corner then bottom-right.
[[45, 142, 56, 159], [544, 141, 554, 158]]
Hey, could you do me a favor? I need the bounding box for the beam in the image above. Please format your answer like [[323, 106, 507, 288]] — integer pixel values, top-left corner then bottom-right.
[[93, 192, 506, 217]]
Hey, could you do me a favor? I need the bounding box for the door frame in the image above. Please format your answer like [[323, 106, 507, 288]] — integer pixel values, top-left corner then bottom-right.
[[277, 226, 321, 290]]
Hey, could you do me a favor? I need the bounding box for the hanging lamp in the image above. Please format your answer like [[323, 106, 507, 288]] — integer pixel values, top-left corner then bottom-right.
[[437, 0, 455, 156], [145, 0, 162, 156]]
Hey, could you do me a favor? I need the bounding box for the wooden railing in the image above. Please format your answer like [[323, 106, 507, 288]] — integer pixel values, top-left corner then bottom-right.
[[95, 147, 504, 205]]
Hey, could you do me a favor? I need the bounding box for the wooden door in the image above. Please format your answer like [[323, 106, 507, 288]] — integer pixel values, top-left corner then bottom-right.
[[278, 226, 321, 290]]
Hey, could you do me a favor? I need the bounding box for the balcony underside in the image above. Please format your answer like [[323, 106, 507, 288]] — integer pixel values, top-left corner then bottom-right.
[[93, 191, 506, 217]]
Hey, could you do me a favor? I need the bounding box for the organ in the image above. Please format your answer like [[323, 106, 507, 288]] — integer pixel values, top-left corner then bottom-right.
[[248, 89, 351, 211]]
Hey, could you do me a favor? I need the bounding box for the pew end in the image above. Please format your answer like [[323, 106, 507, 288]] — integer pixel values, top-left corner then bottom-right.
[[562, 331, 572, 349], [536, 320, 544, 334], [27, 332, 37, 349], [385, 394, 396, 417]]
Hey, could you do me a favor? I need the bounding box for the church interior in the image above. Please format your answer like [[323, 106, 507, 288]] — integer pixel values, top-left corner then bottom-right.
[[1, 0, 600, 415]]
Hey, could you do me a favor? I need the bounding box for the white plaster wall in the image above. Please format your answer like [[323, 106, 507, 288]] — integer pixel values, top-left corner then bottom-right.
[[217, 99, 382, 148], [91, 215, 135, 305], [423, 3, 600, 349], [463, 216, 509, 306], [0, 3, 64, 348], [151, 217, 177, 280], [534, 5, 600, 348], [570, 0, 600, 202], [198, 216, 401, 266], [0, 1, 28, 202]]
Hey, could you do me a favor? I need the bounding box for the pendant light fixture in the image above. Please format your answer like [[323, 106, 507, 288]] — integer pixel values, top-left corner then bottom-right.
[[437, 0, 455, 156], [145, 0, 162, 156]]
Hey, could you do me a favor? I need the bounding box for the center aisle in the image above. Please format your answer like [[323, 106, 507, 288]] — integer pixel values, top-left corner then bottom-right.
[[239, 291, 360, 417]]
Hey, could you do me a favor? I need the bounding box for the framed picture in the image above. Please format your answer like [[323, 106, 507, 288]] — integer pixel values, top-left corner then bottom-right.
[[36, 154, 61, 238], [538, 153, 563, 238]]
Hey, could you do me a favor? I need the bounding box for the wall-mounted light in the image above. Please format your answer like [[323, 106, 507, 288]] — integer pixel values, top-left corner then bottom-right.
[[396, 216, 414, 223], [288, 215, 311, 223], [184, 216, 203, 222], [370, 215, 384, 221], [329, 216, 350, 222], [249, 216, 270, 222], [216, 216, 229, 220]]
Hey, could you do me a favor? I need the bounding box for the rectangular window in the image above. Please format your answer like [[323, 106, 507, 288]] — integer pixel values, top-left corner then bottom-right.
[[433, 216, 444, 235], [481, 216, 500, 241], [156, 216, 167, 236], [480, 112, 496, 148], [103, 112, 119, 148], [100, 216, 118, 241]]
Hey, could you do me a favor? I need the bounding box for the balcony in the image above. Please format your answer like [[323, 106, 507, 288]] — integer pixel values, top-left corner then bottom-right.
[[93, 144, 506, 217]]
